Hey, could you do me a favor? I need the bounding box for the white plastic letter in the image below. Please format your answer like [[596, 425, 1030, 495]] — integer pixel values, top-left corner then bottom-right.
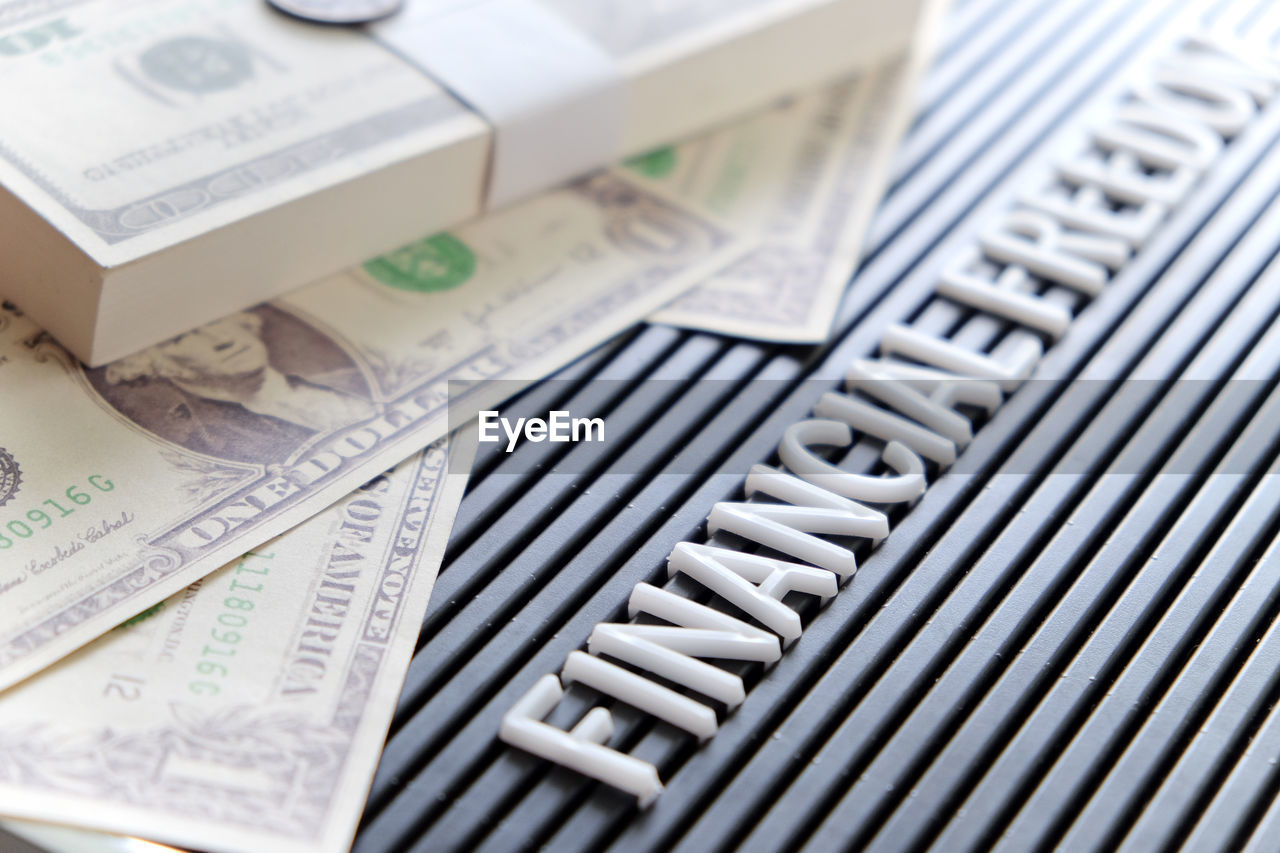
[[777, 419, 926, 505], [587, 583, 779, 707], [935, 247, 1075, 339], [667, 542, 837, 643], [499, 675, 663, 806], [879, 323, 1040, 393], [561, 651, 718, 740]]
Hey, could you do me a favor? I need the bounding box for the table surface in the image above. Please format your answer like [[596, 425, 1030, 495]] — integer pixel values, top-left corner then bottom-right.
[[352, 0, 1280, 849]]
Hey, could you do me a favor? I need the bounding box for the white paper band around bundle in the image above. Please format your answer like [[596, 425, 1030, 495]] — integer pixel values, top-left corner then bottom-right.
[[372, 0, 627, 208]]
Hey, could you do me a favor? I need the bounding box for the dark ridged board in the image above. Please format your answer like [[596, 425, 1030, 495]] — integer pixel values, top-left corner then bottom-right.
[[353, 0, 1280, 850]]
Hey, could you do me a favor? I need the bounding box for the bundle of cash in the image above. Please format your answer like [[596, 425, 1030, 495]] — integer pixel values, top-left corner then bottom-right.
[[0, 1, 939, 849], [0, 0, 925, 366]]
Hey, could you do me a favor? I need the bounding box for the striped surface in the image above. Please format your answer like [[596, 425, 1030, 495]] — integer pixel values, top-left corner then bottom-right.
[[354, 0, 1280, 850]]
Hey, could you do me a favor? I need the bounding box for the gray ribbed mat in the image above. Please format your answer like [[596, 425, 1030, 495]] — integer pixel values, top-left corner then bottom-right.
[[351, 0, 1280, 850], [353, 0, 1280, 849]]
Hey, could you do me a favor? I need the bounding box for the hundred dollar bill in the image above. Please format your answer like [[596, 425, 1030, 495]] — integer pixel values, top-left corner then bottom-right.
[[0, 435, 471, 853], [643, 53, 923, 342], [0, 169, 740, 693]]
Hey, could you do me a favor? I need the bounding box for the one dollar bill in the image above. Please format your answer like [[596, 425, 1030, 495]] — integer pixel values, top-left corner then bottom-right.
[[0, 170, 741, 693], [0, 435, 470, 853], [644, 52, 924, 342]]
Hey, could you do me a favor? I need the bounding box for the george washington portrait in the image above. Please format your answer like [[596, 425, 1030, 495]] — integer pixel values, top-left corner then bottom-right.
[[86, 306, 376, 466]]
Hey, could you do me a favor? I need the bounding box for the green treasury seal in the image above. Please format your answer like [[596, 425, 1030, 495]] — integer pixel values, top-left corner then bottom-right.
[[363, 233, 476, 294], [626, 146, 678, 179]]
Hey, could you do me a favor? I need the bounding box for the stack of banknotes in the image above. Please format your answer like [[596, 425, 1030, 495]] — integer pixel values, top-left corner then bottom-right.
[[0, 0, 941, 850], [0, 0, 925, 365]]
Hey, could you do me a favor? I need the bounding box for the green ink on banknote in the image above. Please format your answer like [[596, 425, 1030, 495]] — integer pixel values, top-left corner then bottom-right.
[[0, 475, 116, 550], [626, 146, 677, 179], [116, 601, 164, 631], [707, 138, 755, 212], [363, 233, 476, 293], [190, 557, 271, 698]]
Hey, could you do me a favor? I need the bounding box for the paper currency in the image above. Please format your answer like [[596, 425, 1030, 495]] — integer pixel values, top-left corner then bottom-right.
[[0, 170, 740, 694], [0, 822, 177, 853], [0, 435, 470, 853], [643, 54, 921, 342], [0, 0, 469, 231], [0, 0, 890, 252], [0, 0, 920, 366]]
